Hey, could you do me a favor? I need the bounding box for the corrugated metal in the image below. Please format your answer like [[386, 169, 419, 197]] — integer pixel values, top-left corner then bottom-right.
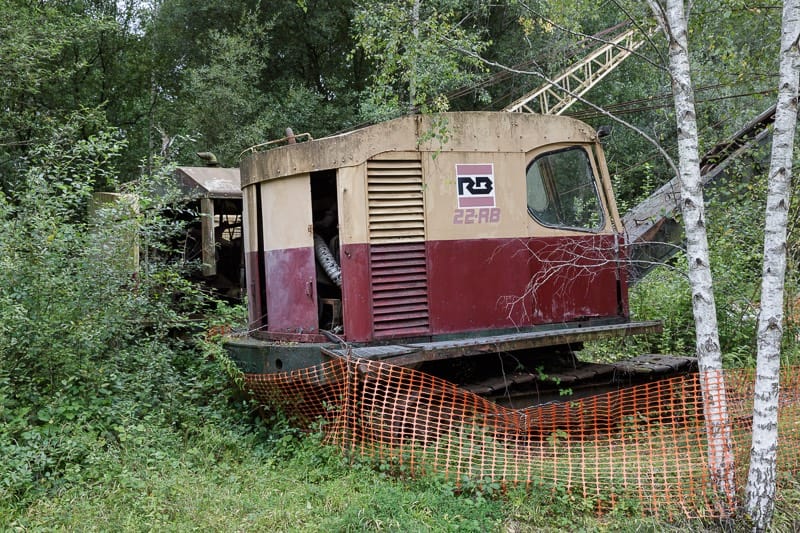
[[367, 160, 425, 243], [370, 242, 430, 337]]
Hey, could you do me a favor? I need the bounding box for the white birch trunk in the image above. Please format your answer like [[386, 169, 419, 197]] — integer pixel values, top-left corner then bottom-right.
[[745, 1, 800, 530], [646, 0, 735, 513]]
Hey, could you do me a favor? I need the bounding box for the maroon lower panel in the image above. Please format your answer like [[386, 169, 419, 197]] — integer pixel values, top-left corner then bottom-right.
[[524, 235, 622, 324], [617, 233, 630, 317], [426, 235, 624, 335], [426, 239, 531, 332], [260, 235, 625, 342], [265, 247, 318, 334], [339, 242, 373, 342]]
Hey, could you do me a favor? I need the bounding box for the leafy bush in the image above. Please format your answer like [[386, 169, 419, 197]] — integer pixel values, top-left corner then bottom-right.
[[0, 111, 245, 506], [589, 157, 800, 367]]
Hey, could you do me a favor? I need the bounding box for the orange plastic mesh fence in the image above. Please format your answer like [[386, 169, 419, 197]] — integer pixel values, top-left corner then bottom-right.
[[245, 361, 800, 518]]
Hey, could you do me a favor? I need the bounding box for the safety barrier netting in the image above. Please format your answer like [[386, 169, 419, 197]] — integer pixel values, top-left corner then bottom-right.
[[245, 360, 800, 518]]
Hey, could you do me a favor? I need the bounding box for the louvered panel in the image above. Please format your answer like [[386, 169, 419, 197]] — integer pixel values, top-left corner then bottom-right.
[[367, 159, 429, 337], [368, 177, 422, 186], [373, 288, 428, 298], [369, 241, 430, 337], [368, 215, 425, 224], [370, 267, 427, 278], [369, 204, 425, 212], [367, 159, 425, 244], [371, 256, 426, 267], [367, 163, 423, 173], [368, 192, 423, 199], [369, 222, 425, 240], [368, 201, 422, 210], [373, 303, 429, 314]]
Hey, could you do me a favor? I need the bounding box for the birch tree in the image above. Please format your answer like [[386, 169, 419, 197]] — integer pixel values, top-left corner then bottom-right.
[[644, 0, 736, 513], [745, 1, 800, 530]]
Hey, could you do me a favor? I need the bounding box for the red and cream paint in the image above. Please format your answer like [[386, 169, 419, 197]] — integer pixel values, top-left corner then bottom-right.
[[241, 112, 629, 343]]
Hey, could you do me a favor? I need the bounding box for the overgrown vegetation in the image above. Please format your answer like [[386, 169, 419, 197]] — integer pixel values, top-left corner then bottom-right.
[[0, 111, 244, 512], [589, 149, 800, 369], [0, 106, 743, 530], [2, 0, 800, 530]]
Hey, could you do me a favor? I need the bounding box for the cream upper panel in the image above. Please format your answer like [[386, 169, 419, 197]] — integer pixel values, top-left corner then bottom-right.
[[261, 174, 314, 251], [240, 112, 600, 188], [424, 145, 615, 241], [337, 164, 369, 245], [242, 186, 259, 254], [424, 151, 527, 241], [243, 113, 618, 247]]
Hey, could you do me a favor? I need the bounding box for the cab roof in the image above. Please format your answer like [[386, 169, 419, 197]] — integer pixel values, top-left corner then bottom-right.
[[241, 111, 599, 187]]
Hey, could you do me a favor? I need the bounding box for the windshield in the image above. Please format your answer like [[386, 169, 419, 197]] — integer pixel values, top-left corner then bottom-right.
[[525, 147, 604, 231]]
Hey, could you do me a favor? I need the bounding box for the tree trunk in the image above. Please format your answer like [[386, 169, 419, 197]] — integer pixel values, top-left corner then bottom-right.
[[646, 0, 736, 514], [745, 1, 800, 530]]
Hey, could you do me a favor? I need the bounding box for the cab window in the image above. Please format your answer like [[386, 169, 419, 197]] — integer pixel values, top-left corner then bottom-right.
[[526, 147, 604, 231]]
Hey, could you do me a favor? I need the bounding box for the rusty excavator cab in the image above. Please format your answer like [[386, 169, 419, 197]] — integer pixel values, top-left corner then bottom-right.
[[226, 112, 694, 408]]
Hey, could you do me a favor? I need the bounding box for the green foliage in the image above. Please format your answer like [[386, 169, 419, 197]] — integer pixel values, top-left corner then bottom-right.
[[353, 0, 491, 121], [165, 10, 270, 166], [0, 111, 246, 506], [3, 418, 506, 531], [589, 151, 800, 368], [0, 0, 158, 185]]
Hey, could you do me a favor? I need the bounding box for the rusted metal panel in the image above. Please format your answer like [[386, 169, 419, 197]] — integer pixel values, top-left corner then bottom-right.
[[225, 336, 331, 373], [426, 238, 532, 331], [340, 242, 373, 342], [265, 247, 318, 335], [426, 235, 622, 335], [239, 112, 626, 345], [240, 112, 599, 188], [370, 242, 430, 338], [326, 320, 662, 366], [175, 166, 241, 199]]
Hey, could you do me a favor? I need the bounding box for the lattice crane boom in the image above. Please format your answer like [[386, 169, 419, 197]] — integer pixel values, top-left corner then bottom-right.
[[504, 27, 649, 115]]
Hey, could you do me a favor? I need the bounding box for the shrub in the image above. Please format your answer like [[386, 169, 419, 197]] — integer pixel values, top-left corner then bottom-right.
[[0, 111, 243, 505]]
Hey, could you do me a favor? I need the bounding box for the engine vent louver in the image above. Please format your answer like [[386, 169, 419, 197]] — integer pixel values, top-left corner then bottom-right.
[[370, 243, 429, 336], [367, 159, 429, 337], [367, 160, 425, 244]]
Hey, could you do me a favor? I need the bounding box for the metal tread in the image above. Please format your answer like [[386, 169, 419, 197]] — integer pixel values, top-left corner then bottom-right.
[[325, 320, 663, 367]]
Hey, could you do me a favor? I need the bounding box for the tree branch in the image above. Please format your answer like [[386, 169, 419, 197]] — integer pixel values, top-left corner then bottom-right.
[[451, 44, 680, 178], [514, 1, 668, 73]]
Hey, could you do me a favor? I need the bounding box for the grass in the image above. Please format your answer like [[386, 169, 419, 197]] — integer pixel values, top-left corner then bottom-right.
[[4, 361, 800, 531], [4, 420, 800, 532], [0, 416, 760, 533], [1, 420, 508, 532]]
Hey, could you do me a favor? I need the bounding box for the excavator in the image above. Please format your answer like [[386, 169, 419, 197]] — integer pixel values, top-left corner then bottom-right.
[[223, 24, 774, 408]]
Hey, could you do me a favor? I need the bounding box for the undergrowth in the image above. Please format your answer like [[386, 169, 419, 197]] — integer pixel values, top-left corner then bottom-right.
[[2, 112, 799, 531], [0, 113, 504, 532]]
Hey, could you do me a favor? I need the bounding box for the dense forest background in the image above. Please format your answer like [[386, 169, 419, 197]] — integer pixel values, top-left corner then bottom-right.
[[2, 0, 799, 529]]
